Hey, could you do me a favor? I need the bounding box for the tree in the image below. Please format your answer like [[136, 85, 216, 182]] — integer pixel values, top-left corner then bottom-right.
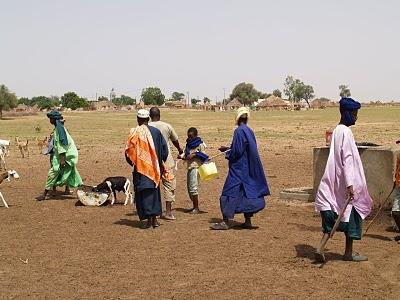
[[272, 89, 282, 98], [31, 96, 60, 110], [259, 92, 271, 99], [112, 95, 136, 106], [171, 92, 185, 101], [339, 85, 351, 98], [18, 97, 31, 106], [203, 97, 211, 104], [61, 92, 89, 110], [141, 87, 165, 106], [284, 76, 314, 108], [98, 96, 109, 101], [191, 98, 201, 106], [230, 82, 260, 106], [301, 85, 314, 108], [0, 85, 18, 119]]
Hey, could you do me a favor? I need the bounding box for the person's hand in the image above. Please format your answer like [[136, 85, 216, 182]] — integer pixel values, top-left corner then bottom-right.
[[60, 155, 66, 168], [347, 186, 355, 200], [218, 146, 229, 152], [187, 153, 196, 160]]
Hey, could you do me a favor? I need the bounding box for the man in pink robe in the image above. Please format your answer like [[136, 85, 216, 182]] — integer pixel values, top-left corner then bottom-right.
[[315, 97, 373, 262]]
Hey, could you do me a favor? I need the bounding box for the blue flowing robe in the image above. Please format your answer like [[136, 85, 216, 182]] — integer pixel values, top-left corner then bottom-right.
[[126, 125, 168, 220], [220, 124, 270, 219]]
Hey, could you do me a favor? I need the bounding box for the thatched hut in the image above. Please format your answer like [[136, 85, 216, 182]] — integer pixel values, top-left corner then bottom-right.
[[165, 101, 185, 109], [91, 100, 117, 111], [257, 95, 289, 111], [226, 98, 243, 110], [311, 98, 337, 109]]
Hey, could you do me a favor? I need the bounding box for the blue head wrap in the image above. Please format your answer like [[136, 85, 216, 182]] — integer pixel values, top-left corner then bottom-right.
[[339, 97, 361, 126], [46, 110, 68, 146]]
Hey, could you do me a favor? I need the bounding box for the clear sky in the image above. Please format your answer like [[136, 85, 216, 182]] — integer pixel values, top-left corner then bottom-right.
[[1, 0, 399, 102]]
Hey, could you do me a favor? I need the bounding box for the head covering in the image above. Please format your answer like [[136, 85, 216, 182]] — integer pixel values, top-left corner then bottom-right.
[[47, 110, 63, 120], [137, 109, 150, 119], [339, 97, 361, 126], [235, 107, 250, 124], [46, 110, 68, 146]]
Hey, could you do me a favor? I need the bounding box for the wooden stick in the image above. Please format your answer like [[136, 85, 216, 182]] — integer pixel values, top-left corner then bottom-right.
[[330, 196, 353, 238], [364, 183, 396, 234]]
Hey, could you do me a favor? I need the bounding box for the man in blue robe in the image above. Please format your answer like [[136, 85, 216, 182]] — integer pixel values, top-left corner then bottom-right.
[[211, 107, 270, 230]]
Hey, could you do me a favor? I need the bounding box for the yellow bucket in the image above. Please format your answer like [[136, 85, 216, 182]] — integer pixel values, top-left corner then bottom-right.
[[198, 162, 219, 181]]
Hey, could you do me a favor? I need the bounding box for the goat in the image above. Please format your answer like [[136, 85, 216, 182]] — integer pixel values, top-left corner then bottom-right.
[[36, 136, 49, 154], [15, 137, 29, 158], [92, 177, 133, 205], [0, 147, 6, 170], [0, 170, 20, 208], [0, 139, 10, 157]]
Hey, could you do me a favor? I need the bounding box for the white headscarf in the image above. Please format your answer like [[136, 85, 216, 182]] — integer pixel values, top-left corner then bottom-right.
[[235, 107, 250, 124]]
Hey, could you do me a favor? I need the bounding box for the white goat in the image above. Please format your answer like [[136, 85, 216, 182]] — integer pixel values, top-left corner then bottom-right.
[[0, 170, 20, 208]]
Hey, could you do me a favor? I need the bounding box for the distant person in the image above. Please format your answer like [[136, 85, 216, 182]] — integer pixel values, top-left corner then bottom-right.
[[210, 107, 269, 230], [314, 98, 373, 262], [391, 139, 400, 241], [36, 111, 82, 201], [125, 109, 169, 229], [182, 127, 208, 214], [149, 107, 183, 220]]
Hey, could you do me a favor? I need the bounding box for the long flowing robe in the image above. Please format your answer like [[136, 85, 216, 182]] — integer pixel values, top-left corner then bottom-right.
[[126, 125, 168, 220], [315, 124, 373, 221], [220, 124, 270, 219], [45, 128, 82, 189]]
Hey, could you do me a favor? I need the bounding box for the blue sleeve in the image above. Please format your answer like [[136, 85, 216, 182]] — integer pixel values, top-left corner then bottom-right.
[[227, 128, 247, 162]]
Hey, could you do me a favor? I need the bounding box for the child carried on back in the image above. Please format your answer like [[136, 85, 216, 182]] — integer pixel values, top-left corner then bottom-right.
[[182, 127, 208, 214]]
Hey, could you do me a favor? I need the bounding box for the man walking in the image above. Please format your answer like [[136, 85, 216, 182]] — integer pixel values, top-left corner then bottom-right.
[[315, 98, 373, 262], [149, 107, 183, 220], [125, 109, 169, 229]]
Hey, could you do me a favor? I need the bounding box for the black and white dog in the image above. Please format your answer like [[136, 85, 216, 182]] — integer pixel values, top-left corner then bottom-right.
[[93, 177, 133, 205]]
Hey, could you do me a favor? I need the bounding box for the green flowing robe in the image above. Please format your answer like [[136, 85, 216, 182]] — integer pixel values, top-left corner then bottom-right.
[[45, 128, 82, 189]]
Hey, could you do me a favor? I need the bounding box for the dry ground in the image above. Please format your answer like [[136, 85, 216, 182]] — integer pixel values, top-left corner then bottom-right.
[[0, 108, 400, 299]]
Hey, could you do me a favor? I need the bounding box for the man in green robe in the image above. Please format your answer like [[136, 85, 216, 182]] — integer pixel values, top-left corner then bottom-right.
[[36, 111, 82, 201]]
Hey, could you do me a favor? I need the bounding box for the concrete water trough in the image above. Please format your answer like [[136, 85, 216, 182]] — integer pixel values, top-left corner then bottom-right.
[[313, 145, 399, 209]]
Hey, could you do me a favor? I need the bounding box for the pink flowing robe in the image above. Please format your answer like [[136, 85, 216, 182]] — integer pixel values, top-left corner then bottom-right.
[[315, 124, 373, 222]]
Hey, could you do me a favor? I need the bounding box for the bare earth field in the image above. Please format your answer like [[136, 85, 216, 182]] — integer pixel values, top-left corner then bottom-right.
[[0, 108, 399, 299]]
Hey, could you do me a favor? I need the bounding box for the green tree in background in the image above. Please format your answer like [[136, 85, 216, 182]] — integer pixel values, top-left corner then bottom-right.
[[0, 85, 18, 119], [203, 97, 211, 104], [191, 98, 201, 106], [230, 82, 260, 106], [272, 89, 282, 98], [171, 92, 185, 101], [61, 92, 89, 110], [112, 95, 136, 106], [284, 76, 314, 108], [97, 96, 109, 101], [339, 85, 351, 98], [141, 87, 165, 106]]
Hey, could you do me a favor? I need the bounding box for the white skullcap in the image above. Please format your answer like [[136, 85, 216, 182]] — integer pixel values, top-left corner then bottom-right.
[[137, 109, 150, 119]]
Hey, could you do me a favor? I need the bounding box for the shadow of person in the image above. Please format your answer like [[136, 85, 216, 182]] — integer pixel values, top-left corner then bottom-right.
[[114, 218, 143, 228], [364, 233, 392, 241], [295, 244, 343, 262], [287, 222, 321, 232]]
